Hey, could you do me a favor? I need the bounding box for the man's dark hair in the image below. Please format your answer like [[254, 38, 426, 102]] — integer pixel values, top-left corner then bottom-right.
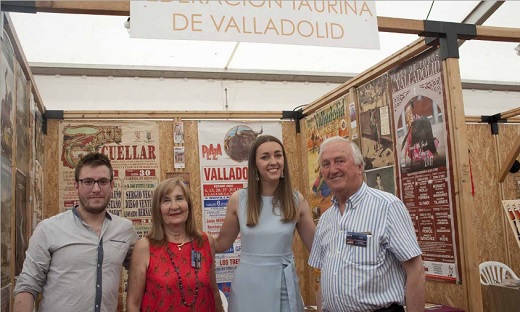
[[74, 152, 114, 181]]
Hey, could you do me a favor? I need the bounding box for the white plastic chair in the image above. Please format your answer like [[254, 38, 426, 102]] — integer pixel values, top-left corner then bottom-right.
[[479, 261, 520, 285], [219, 290, 228, 312]]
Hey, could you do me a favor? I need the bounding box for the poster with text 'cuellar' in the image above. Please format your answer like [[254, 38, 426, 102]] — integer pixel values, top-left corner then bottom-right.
[[198, 121, 282, 295], [389, 48, 459, 283], [58, 121, 160, 221]]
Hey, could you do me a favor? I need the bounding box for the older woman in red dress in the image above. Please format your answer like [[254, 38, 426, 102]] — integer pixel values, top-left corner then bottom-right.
[[127, 177, 224, 312]]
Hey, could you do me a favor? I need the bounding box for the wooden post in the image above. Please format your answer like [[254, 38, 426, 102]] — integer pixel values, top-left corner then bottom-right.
[[495, 135, 513, 266], [498, 136, 520, 183], [442, 58, 483, 312]]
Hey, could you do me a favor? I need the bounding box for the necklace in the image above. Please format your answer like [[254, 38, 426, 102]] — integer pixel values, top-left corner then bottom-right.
[[166, 240, 199, 307], [175, 241, 188, 250]]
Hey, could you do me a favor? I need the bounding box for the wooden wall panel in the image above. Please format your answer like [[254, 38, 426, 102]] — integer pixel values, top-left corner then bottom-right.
[[467, 124, 506, 263], [280, 121, 312, 304], [298, 118, 316, 305], [43, 120, 60, 219], [425, 283, 465, 309], [497, 124, 520, 275], [183, 120, 202, 231], [158, 121, 173, 179], [159, 119, 202, 233], [465, 123, 520, 312], [466, 124, 502, 312]]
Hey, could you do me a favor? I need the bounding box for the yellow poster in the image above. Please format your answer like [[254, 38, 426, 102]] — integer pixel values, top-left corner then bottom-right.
[[58, 121, 161, 217], [305, 96, 348, 221]]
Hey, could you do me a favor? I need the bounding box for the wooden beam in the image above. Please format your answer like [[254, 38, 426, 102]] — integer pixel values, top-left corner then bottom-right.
[[465, 116, 483, 123], [36, 1, 129, 16], [465, 116, 520, 123], [498, 136, 520, 183], [476, 25, 520, 42], [376, 16, 424, 34], [303, 38, 429, 116], [32, 2, 520, 42], [500, 107, 520, 120], [4, 14, 45, 114], [61, 110, 282, 120]]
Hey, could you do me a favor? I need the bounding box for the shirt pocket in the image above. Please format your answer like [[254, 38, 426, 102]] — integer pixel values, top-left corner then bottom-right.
[[106, 239, 129, 266], [346, 235, 383, 265]]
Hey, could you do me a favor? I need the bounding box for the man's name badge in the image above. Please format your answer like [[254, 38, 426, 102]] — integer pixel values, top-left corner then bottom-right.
[[346, 231, 368, 247]]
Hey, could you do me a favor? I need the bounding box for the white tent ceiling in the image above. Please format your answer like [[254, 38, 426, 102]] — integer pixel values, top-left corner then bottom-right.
[[8, 1, 520, 84]]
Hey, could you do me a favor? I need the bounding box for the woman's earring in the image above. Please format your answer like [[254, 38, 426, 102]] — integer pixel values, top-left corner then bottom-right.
[[256, 171, 260, 181], [280, 170, 285, 179]]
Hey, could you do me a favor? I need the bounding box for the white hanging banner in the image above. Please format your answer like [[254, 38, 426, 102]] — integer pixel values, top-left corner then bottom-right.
[[130, 0, 380, 49]]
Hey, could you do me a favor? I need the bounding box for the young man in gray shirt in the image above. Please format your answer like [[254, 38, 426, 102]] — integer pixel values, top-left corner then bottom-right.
[[14, 152, 138, 312]]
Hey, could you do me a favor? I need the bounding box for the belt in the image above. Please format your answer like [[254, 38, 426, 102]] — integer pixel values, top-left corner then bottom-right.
[[322, 303, 404, 312], [374, 303, 405, 312]]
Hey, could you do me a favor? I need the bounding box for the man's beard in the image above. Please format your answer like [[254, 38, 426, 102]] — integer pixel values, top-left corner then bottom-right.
[[79, 196, 110, 214]]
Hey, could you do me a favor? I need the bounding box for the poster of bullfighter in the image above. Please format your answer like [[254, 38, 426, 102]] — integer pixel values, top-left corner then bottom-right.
[[357, 73, 396, 195], [357, 73, 395, 170], [389, 48, 460, 283]]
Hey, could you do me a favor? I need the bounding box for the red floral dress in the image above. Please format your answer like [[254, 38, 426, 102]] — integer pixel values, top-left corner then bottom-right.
[[141, 233, 215, 312]]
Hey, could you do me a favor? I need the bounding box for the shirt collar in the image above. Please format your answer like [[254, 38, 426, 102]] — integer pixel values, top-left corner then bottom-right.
[[331, 182, 368, 211], [72, 205, 112, 221]]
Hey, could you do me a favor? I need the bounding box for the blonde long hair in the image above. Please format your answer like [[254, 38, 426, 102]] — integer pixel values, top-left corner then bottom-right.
[[246, 135, 298, 226], [147, 177, 203, 247]]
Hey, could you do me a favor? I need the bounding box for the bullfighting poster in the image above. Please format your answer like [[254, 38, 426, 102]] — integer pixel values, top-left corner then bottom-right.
[[32, 102, 45, 229], [198, 121, 282, 296], [357, 73, 396, 195], [34, 105, 45, 164], [14, 170, 29, 277], [1, 28, 15, 310], [305, 95, 349, 222], [15, 63, 29, 174], [174, 146, 185, 169], [58, 120, 160, 220], [390, 48, 459, 282], [33, 160, 44, 229]]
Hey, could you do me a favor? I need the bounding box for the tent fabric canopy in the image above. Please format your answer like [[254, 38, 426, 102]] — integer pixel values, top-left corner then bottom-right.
[[9, 1, 520, 84]]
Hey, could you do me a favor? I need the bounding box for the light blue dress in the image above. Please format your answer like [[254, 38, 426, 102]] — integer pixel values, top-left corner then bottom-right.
[[229, 189, 304, 312]]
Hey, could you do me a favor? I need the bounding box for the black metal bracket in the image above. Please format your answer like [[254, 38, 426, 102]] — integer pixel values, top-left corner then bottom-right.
[[420, 20, 477, 60], [481, 113, 506, 135], [1, 1, 36, 13], [42, 110, 64, 135], [281, 109, 304, 133]]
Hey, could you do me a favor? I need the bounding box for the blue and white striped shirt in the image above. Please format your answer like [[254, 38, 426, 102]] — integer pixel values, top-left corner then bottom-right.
[[308, 182, 422, 312]]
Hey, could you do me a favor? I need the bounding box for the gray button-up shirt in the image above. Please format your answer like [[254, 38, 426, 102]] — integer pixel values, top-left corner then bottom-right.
[[14, 207, 138, 312]]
